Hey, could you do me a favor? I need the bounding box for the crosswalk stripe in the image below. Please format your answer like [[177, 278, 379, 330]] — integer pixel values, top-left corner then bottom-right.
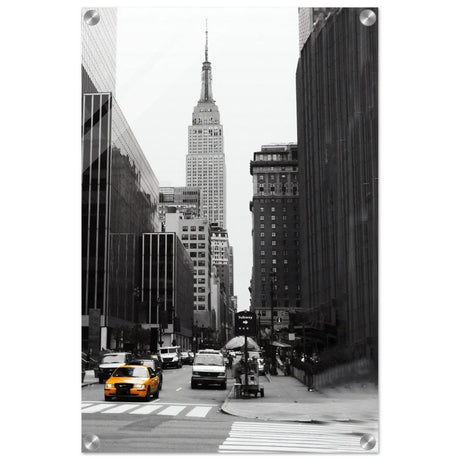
[[219, 421, 378, 453], [185, 406, 212, 418], [157, 405, 186, 416], [81, 402, 216, 418], [102, 404, 139, 414], [82, 404, 115, 413], [130, 405, 164, 414]]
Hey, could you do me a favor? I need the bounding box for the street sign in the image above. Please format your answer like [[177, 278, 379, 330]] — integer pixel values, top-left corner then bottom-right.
[[235, 311, 256, 336]]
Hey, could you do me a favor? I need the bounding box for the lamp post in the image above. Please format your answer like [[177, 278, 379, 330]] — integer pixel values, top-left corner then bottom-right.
[[258, 310, 261, 345]]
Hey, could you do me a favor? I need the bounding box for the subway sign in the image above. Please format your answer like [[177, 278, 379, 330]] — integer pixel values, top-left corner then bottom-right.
[[235, 311, 256, 336]]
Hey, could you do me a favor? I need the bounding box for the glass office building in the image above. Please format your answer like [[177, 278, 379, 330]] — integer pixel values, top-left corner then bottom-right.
[[82, 92, 160, 351], [141, 233, 194, 352]]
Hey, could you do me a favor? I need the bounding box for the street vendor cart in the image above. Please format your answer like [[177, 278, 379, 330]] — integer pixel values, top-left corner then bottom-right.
[[236, 359, 264, 398]]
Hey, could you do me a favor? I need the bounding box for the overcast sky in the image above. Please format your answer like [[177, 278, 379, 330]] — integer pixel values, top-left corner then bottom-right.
[[115, 7, 300, 310]]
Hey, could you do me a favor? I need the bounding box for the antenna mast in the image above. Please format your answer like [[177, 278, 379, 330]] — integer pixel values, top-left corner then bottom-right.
[[205, 19, 208, 61]]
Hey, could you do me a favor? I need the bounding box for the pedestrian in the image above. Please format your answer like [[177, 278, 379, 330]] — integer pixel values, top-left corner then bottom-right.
[[227, 353, 233, 370], [235, 358, 244, 383], [284, 354, 291, 376], [305, 355, 314, 391]]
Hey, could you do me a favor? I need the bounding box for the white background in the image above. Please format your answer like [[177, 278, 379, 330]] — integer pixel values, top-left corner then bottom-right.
[[1, 1, 459, 459]]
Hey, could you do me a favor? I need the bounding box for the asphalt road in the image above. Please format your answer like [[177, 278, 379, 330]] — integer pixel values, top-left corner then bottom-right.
[[82, 364, 235, 453], [82, 365, 378, 453]]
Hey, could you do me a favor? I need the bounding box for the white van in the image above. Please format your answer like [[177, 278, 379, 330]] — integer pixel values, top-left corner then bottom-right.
[[191, 353, 227, 389], [159, 346, 182, 368]]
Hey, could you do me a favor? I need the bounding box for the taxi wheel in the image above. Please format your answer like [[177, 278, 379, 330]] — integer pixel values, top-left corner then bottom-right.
[[104, 395, 112, 401], [144, 388, 151, 402], [153, 387, 159, 399]]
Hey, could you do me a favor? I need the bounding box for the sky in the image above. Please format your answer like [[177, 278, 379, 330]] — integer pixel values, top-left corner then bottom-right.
[[114, 7, 300, 310]]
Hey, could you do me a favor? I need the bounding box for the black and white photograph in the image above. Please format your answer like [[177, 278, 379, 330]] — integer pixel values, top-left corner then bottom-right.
[[4, 1, 460, 459], [80, 5, 378, 454]]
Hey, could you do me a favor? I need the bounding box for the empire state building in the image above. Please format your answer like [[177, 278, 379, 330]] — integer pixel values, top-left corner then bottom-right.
[[186, 27, 226, 228]]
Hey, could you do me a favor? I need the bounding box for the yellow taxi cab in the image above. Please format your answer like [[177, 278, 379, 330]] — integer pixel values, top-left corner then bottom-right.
[[104, 364, 160, 402]]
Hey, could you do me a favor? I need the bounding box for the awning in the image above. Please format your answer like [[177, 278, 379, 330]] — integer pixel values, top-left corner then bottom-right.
[[271, 341, 292, 348]]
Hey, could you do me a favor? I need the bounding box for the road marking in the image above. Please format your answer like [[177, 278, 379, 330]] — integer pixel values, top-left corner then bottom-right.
[[186, 406, 212, 418], [130, 405, 164, 414], [82, 404, 115, 413], [102, 404, 139, 414], [176, 387, 182, 391], [219, 421, 378, 453], [81, 403, 93, 408], [157, 405, 186, 416]]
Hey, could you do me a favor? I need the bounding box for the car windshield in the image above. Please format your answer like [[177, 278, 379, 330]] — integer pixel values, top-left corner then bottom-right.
[[113, 367, 148, 378], [160, 348, 177, 354], [194, 355, 224, 366], [101, 354, 126, 364]]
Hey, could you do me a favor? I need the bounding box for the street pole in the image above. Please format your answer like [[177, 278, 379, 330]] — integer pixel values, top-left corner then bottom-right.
[[258, 311, 261, 345]]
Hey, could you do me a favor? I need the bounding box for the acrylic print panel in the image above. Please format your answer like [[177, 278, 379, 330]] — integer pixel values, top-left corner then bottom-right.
[[81, 6, 378, 454]]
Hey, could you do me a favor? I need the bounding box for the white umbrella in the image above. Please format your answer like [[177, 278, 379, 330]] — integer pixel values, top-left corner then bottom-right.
[[224, 336, 260, 351]]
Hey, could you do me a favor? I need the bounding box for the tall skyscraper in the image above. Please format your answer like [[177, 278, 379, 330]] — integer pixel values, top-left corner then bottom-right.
[[186, 26, 226, 228], [298, 8, 333, 53], [249, 144, 301, 333], [81, 7, 117, 94], [296, 8, 378, 360], [82, 8, 160, 352]]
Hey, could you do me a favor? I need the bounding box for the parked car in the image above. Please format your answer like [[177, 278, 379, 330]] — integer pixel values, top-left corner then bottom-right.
[[131, 358, 163, 389], [97, 352, 133, 383], [188, 351, 195, 362], [180, 351, 193, 365], [191, 353, 227, 389], [104, 365, 160, 401], [159, 346, 182, 368], [197, 349, 222, 355]]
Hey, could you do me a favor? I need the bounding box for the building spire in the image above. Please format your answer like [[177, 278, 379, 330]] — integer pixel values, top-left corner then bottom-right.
[[199, 19, 214, 103], [205, 19, 208, 62]]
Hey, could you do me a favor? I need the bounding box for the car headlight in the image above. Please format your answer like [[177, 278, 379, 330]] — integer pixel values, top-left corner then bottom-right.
[[172, 357, 178, 361], [104, 383, 114, 389], [133, 384, 146, 389]]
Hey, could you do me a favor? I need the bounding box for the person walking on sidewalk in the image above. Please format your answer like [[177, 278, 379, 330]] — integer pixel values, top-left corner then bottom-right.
[[305, 355, 314, 391]]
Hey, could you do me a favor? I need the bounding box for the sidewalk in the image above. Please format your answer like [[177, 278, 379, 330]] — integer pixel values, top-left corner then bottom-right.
[[221, 373, 379, 423], [82, 370, 98, 387]]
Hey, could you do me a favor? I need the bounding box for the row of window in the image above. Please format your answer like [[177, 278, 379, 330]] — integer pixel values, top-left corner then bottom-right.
[[259, 215, 299, 221], [182, 225, 205, 232], [260, 232, 300, 237], [182, 234, 206, 240], [183, 242, 206, 249], [260, 206, 298, 213], [259, 241, 300, 246]]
